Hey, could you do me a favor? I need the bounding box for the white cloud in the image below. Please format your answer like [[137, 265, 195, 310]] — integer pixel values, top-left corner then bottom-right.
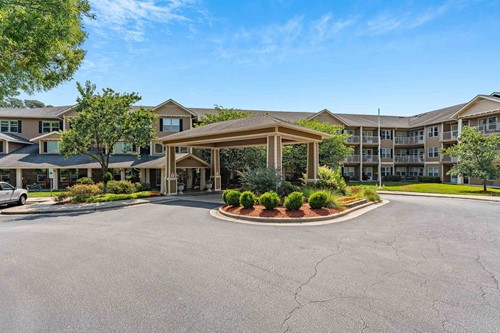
[[87, 0, 200, 42]]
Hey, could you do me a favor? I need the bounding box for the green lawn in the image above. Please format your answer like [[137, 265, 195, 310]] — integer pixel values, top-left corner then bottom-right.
[[348, 182, 500, 196], [28, 191, 65, 198]]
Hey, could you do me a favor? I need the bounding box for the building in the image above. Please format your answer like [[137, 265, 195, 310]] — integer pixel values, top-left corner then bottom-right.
[[0, 93, 499, 192]]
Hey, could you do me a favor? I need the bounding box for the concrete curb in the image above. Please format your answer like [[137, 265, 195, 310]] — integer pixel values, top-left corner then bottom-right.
[[378, 191, 500, 203], [211, 200, 389, 226], [1, 196, 177, 215]]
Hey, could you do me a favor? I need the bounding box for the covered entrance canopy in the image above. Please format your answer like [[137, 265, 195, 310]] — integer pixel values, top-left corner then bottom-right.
[[161, 114, 331, 195]]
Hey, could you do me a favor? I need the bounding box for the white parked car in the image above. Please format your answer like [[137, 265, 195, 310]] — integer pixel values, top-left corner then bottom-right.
[[0, 182, 28, 206]]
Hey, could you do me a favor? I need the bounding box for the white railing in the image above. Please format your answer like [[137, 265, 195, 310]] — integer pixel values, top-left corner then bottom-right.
[[345, 136, 360, 144], [362, 136, 379, 144], [442, 131, 458, 141], [394, 155, 424, 164], [441, 155, 459, 163], [394, 136, 424, 145], [344, 155, 360, 163], [362, 155, 379, 163], [476, 123, 500, 134]]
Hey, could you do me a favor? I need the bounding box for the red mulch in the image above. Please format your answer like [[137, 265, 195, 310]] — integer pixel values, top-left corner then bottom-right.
[[223, 204, 343, 218]]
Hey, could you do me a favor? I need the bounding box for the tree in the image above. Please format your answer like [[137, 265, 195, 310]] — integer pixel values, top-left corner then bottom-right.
[[0, 98, 46, 108], [60, 81, 158, 193], [23, 99, 45, 108], [0, 0, 93, 101], [198, 106, 266, 182], [440, 126, 500, 191], [283, 120, 352, 179]]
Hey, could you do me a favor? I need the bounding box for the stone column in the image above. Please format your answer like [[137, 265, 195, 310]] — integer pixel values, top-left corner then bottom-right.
[[87, 168, 93, 179], [145, 169, 151, 184], [16, 169, 22, 188], [306, 142, 319, 184], [186, 168, 193, 189], [211, 148, 221, 191], [52, 169, 59, 190], [139, 169, 146, 183], [120, 169, 126, 181], [266, 135, 283, 176], [166, 146, 177, 195], [200, 168, 206, 190]]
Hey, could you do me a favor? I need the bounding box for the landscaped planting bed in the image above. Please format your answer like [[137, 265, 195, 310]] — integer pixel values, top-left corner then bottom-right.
[[222, 204, 343, 218]]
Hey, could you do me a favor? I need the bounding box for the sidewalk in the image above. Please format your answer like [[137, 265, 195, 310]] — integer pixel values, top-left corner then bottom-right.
[[378, 190, 500, 202]]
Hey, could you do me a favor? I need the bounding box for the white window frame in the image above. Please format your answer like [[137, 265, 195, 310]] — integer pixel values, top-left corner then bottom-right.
[[45, 141, 60, 154], [380, 129, 392, 140], [427, 126, 438, 138], [42, 121, 60, 133], [427, 166, 439, 177], [0, 120, 19, 133], [162, 118, 181, 132], [427, 146, 438, 158], [113, 142, 134, 154], [381, 148, 392, 159]]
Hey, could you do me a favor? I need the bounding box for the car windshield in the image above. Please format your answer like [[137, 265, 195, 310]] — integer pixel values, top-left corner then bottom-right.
[[1, 183, 14, 190]]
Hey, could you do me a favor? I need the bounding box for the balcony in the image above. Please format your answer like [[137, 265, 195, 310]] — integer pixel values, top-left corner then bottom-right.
[[344, 155, 360, 163], [441, 155, 459, 163], [394, 136, 424, 145], [362, 136, 379, 144], [362, 155, 379, 163], [442, 131, 458, 141], [394, 155, 424, 164], [476, 123, 500, 134], [345, 136, 360, 144]]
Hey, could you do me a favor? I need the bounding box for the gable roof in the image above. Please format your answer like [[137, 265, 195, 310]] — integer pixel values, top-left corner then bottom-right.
[[450, 94, 500, 119], [0, 105, 73, 119], [155, 99, 197, 116], [30, 131, 61, 142], [0, 133, 33, 145], [187, 107, 315, 122]]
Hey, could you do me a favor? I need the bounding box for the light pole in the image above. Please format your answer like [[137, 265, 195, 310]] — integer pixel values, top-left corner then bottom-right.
[[378, 108, 382, 187]]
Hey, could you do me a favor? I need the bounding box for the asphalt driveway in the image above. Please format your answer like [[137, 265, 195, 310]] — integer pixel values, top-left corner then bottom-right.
[[0, 195, 499, 332]]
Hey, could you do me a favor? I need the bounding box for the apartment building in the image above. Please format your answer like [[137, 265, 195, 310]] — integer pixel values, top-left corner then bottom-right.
[[0, 92, 499, 192]]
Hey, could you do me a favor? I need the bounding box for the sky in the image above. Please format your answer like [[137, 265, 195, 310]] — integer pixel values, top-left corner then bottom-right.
[[21, 0, 500, 116]]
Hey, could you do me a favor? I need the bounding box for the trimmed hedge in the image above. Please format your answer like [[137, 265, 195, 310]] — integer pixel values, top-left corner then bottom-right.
[[106, 180, 136, 194], [258, 191, 280, 210], [309, 191, 328, 209], [76, 177, 94, 185], [134, 182, 151, 192], [224, 190, 241, 207], [240, 191, 256, 209], [284, 191, 304, 211], [383, 175, 401, 182], [417, 176, 442, 183]]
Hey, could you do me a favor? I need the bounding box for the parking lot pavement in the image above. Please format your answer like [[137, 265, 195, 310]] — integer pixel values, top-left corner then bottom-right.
[[0, 195, 499, 332]]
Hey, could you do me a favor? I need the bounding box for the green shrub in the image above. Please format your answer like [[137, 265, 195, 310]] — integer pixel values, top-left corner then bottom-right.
[[383, 175, 401, 182], [324, 190, 342, 209], [224, 190, 241, 207], [284, 191, 304, 211], [361, 187, 381, 202], [417, 176, 442, 183], [106, 180, 136, 194], [309, 191, 328, 209], [53, 192, 70, 203], [134, 182, 151, 192], [103, 172, 113, 183], [240, 191, 256, 209], [239, 167, 297, 198], [76, 177, 94, 185], [300, 187, 315, 201], [307, 166, 347, 194], [222, 189, 230, 204], [84, 191, 153, 203], [67, 184, 102, 202], [258, 191, 280, 210]]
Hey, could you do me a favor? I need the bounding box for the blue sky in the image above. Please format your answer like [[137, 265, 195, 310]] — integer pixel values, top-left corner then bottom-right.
[[23, 0, 500, 115]]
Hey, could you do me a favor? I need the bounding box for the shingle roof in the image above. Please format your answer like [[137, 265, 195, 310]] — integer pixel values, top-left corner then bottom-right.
[[188, 107, 315, 122], [0, 133, 33, 144], [0, 105, 74, 119], [163, 114, 331, 142], [408, 103, 467, 127]]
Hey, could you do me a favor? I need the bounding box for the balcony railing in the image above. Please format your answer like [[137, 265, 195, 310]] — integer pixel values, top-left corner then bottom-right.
[[441, 155, 459, 163], [362, 155, 379, 163], [442, 131, 458, 141], [362, 136, 379, 144], [476, 123, 500, 134], [344, 155, 360, 163], [394, 155, 424, 164], [345, 136, 360, 144], [394, 136, 424, 145]]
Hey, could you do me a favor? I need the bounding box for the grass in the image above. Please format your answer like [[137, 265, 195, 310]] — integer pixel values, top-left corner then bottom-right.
[[380, 183, 500, 196], [28, 191, 65, 198], [84, 191, 157, 203]]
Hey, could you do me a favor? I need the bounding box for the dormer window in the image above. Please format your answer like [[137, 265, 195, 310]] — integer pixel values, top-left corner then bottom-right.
[[43, 141, 60, 154], [40, 121, 62, 133], [113, 142, 134, 154]]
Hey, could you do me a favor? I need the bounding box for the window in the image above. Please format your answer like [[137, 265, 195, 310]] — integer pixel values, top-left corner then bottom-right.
[[0, 183, 14, 191], [44, 141, 60, 154], [155, 170, 161, 186], [427, 146, 439, 158], [113, 142, 134, 154], [154, 143, 165, 154], [175, 147, 188, 154], [42, 121, 60, 133], [0, 120, 19, 133], [380, 130, 392, 140], [488, 116, 497, 130], [427, 126, 438, 138], [427, 166, 439, 177], [37, 172, 47, 182], [395, 167, 406, 176], [409, 167, 423, 177], [381, 148, 392, 159], [381, 167, 393, 177], [344, 167, 355, 177], [161, 118, 181, 132]]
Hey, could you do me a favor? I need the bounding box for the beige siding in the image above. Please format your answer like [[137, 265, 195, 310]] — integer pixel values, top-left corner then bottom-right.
[[313, 112, 345, 126], [459, 99, 500, 118]]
